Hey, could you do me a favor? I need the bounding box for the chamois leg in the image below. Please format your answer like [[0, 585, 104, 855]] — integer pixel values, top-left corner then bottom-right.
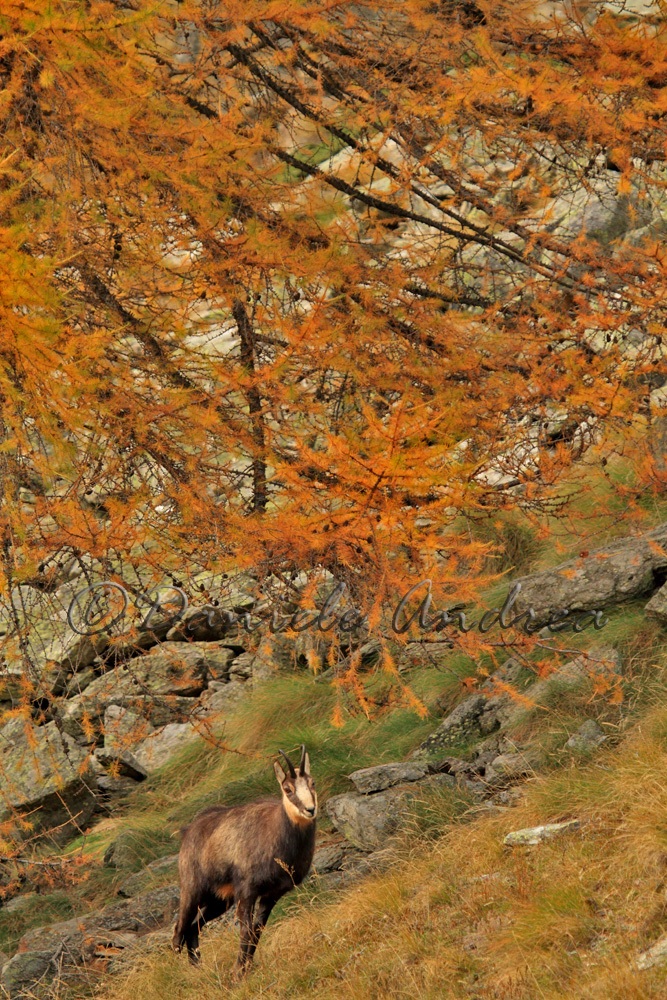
[[173, 904, 203, 964], [240, 891, 282, 964], [233, 894, 259, 979], [176, 893, 232, 965]]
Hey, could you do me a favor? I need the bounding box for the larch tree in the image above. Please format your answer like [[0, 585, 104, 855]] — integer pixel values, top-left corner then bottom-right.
[[0, 0, 665, 849]]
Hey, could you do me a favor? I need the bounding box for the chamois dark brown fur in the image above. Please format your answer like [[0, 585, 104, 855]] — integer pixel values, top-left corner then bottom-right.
[[172, 745, 317, 976]]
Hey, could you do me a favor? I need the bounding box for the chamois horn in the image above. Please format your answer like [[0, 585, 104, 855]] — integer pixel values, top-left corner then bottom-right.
[[299, 744, 307, 774], [278, 749, 296, 778]]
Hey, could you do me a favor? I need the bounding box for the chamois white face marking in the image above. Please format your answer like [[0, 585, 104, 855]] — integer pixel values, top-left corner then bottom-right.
[[274, 750, 318, 822]]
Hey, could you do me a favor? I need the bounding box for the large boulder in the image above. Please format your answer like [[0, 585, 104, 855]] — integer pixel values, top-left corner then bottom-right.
[[347, 761, 430, 794], [326, 774, 456, 851], [544, 182, 656, 245], [61, 641, 237, 738], [512, 521, 667, 619], [102, 705, 154, 751], [61, 690, 200, 740], [0, 719, 96, 841], [83, 641, 234, 700], [197, 679, 248, 717], [131, 722, 201, 771], [166, 571, 257, 641], [228, 649, 274, 682]]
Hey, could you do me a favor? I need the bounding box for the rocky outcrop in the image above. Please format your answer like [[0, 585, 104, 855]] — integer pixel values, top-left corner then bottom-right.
[[0, 625, 281, 835], [79, 641, 233, 703], [411, 658, 524, 755], [326, 772, 459, 851], [59, 641, 259, 745], [116, 855, 179, 898], [347, 761, 431, 794], [414, 647, 619, 758], [0, 885, 180, 997], [512, 522, 667, 619], [0, 718, 96, 842], [326, 645, 618, 853], [131, 722, 200, 772]]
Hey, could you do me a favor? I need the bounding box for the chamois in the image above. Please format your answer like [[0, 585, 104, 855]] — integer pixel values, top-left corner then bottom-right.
[[172, 745, 317, 976]]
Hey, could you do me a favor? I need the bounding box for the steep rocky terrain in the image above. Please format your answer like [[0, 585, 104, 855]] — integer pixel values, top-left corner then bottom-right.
[[1, 515, 667, 996]]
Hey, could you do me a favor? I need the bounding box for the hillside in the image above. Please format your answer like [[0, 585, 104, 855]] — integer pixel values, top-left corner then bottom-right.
[[3, 1, 667, 997], [0, 482, 666, 998]]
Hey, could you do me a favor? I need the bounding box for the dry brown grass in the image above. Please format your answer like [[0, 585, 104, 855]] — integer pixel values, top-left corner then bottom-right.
[[89, 692, 667, 999]]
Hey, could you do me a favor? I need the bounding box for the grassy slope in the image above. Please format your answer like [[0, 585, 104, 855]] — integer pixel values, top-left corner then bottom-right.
[[97, 610, 667, 1000], [4, 458, 667, 996]]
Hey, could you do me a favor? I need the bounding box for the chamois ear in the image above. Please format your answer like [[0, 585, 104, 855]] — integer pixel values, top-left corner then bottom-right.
[[299, 745, 311, 776], [274, 760, 287, 785]]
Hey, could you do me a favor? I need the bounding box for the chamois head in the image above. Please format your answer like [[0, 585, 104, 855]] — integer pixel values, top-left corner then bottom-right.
[[274, 745, 317, 824]]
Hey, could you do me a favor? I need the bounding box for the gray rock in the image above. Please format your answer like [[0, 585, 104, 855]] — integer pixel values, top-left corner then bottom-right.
[[62, 667, 96, 699], [0, 720, 96, 842], [0, 666, 30, 703], [311, 842, 364, 875], [2, 892, 38, 915], [415, 658, 526, 757], [61, 686, 200, 738], [347, 761, 430, 794], [94, 748, 148, 781], [645, 581, 667, 624], [198, 680, 247, 716], [166, 572, 256, 642], [82, 641, 232, 703], [512, 521, 667, 619], [316, 847, 391, 889], [414, 648, 617, 794], [63, 642, 235, 738], [103, 705, 154, 752], [484, 751, 536, 785], [326, 774, 456, 851], [507, 649, 619, 725], [229, 649, 274, 681], [132, 722, 200, 771], [415, 694, 488, 755], [2, 950, 58, 997], [545, 184, 654, 244], [503, 819, 580, 846], [0, 716, 31, 747], [565, 719, 607, 752], [95, 773, 142, 797], [117, 854, 179, 898], [2, 885, 180, 995], [637, 931, 667, 970]]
